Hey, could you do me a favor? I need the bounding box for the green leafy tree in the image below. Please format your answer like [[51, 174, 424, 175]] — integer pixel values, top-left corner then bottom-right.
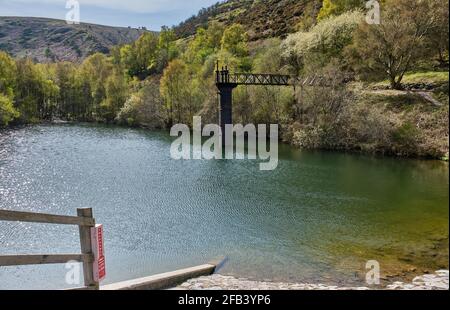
[[0, 93, 19, 126], [221, 24, 249, 58], [160, 59, 201, 126], [37, 64, 59, 119], [348, 0, 439, 89], [317, 0, 365, 20], [160, 59, 188, 125], [184, 28, 214, 65], [184, 22, 225, 66], [78, 53, 113, 119], [283, 11, 363, 73], [121, 33, 160, 79], [0, 51, 17, 98], [14, 58, 56, 121], [206, 21, 225, 51], [0, 51, 19, 125], [117, 79, 164, 128], [427, 0, 449, 66], [54, 62, 79, 119], [157, 26, 178, 71], [100, 70, 128, 122]]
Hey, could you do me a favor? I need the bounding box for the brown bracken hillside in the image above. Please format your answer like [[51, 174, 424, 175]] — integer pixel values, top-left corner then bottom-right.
[[0, 17, 147, 62], [174, 0, 322, 41]]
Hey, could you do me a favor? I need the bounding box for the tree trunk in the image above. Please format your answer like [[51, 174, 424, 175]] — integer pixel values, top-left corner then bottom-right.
[[390, 75, 404, 90]]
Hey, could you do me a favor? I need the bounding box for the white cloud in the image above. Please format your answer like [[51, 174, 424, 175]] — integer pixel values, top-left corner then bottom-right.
[[2, 0, 218, 13]]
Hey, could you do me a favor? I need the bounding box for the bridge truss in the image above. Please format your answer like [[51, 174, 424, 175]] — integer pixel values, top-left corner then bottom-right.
[[216, 67, 328, 87]]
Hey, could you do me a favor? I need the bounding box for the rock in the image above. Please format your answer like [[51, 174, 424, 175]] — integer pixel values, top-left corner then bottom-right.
[[436, 270, 449, 276], [175, 270, 449, 291]]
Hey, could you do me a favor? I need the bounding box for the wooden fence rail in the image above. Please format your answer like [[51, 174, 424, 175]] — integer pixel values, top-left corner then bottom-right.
[[0, 208, 98, 290]]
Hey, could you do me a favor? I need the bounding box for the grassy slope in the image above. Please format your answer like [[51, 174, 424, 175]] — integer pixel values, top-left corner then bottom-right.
[[356, 81, 449, 159], [372, 72, 450, 89], [0, 17, 147, 62]]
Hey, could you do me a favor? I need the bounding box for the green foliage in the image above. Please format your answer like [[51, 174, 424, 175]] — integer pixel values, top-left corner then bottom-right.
[[44, 47, 54, 60], [347, 0, 445, 89], [296, 0, 322, 31], [100, 71, 128, 122], [233, 39, 293, 125], [116, 79, 164, 128], [0, 51, 16, 98], [427, 0, 449, 67], [2, 3, 448, 160], [120, 32, 160, 79], [392, 122, 420, 153], [283, 10, 363, 73], [157, 26, 178, 71], [221, 24, 249, 58], [372, 71, 449, 90], [14, 58, 59, 120], [0, 93, 19, 126], [184, 22, 225, 65], [160, 59, 204, 126], [317, 0, 365, 21]]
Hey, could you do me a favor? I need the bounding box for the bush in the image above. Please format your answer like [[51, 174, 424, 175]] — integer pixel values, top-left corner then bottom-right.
[[0, 93, 19, 126], [117, 80, 164, 129], [391, 122, 421, 156], [282, 10, 364, 72], [317, 0, 365, 21]]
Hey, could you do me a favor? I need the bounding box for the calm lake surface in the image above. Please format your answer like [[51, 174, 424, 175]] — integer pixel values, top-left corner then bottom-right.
[[0, 124, 448, 289]]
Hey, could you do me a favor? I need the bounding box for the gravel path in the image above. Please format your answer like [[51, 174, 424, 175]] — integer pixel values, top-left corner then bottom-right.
[[176, 270, 449, 290]]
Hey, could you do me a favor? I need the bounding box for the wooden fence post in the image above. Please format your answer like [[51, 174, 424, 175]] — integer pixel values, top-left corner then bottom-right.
[[77, 208, 98, 289]]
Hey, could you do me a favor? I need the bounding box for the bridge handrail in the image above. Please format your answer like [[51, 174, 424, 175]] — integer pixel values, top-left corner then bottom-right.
[[215, 70, 347, 87]]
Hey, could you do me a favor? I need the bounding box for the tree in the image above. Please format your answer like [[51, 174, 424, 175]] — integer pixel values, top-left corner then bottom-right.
[[427, 0, 449, 66], [317, 0, 365, 21], [184, 28, 214, 65], [296, 0, 322, 31], [100, 70, 128, 122], [0, 51, 17, 98], [157, 26, 178, 71], [291, 61, 354, 149], [160, 59, 202, 126], [0, 51, 19, 125], [206, 21, 225, 51], [121, 33, 160, 79], [117, 79, 164, 128], [54, 62, 79, 119], [78, 53, 113, 119], [37, 64, 59, 119], [0, 93, 19, 126], [348, 0, 438, 89], [160, 59, 189, 126], [14, 58, 56, 121], [221, 24, 249, 58], [283, 11, 363, 74], [110, 45, 123, 65], [242, 39, 293, 124]]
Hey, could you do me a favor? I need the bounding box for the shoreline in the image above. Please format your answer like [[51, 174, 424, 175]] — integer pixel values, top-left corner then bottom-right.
[[176, 270, 449, 290], [2, 121, 449, 162]]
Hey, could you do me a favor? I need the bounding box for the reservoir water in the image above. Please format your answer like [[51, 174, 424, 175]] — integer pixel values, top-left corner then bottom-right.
[[0, 124, 448, 289]]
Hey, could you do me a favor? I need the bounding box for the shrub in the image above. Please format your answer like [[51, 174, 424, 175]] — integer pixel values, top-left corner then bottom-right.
[[0, 93, 19, 126], [283, 10, 363, 72], [392, 122, 421, 156]]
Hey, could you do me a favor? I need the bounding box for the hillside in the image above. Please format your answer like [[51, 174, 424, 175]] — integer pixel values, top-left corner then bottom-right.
[[174, 0, 322, 41], [0, 17, 147, 62]]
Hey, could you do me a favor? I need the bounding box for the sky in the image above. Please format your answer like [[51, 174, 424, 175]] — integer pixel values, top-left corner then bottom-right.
[[0, 0, 220, 30]]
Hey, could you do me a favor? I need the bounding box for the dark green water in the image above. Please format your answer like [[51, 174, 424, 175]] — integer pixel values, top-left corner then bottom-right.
[[0, 124, 448, 289]]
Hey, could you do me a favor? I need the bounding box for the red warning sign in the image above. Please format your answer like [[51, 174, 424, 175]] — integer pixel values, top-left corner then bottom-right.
[[91, 224, 106, 282]]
